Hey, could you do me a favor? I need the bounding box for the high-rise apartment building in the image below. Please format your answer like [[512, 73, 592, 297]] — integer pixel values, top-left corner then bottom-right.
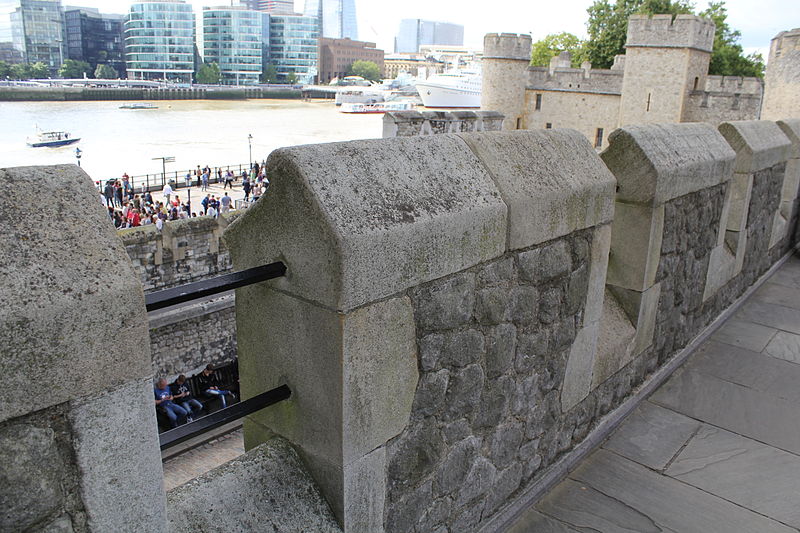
[[2, 0, 65, 73], [64, 7, 125, 76], [303, 0, 356, 40], [394, 19, 463, 54], [267, 13, 318, 83], [125, 0, 195, 82], [203, 6, 265, 85]]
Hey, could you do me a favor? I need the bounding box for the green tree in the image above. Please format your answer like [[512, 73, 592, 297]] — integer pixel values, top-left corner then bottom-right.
[[196, 62, 221, 84], [58, 58, 92, 78], [261, 63, 278, 83], [94, 63, 119, 79], [530, 32, 587, 67], [347, 60, 382, 82], [584, 0, 693, 68], [10, 63, 31, 79], [30, 62, 49, 78], [0, 60, 10, 78], [286, 70, 298, 85], [700, 2, 764, 77]]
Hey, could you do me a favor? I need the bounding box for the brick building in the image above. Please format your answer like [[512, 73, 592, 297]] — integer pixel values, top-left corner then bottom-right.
[[319, 37, 383, 83]]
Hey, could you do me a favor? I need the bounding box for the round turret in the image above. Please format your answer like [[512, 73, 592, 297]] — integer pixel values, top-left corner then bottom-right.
[[481, 33, 532, 130], [762, 28, 800, 120]]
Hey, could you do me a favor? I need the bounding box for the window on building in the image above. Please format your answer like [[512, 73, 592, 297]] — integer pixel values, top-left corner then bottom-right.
[[545, 122, 552, 129], [516, 117, 521, 129], [595, 128, 604, 148], [646, 92, 652, 112], [693, 77, 699, 91], [535, 93, 542, 110]]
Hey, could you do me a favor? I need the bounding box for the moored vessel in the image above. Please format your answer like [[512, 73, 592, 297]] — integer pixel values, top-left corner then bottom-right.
[[340, 101, 415, 114], [415, 69, 482, 108]]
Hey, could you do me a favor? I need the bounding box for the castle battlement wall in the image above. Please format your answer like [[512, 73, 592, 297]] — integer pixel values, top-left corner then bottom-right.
[[704, 75, 764, 95], [762, 28, 800, 120], [483, 32, 532, 60], [528, 66, 624, 95], [626, 14, 715, 52]]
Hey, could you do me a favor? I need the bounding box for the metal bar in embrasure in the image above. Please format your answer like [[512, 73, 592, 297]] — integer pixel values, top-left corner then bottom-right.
[[145, 261, 286, 312], [159, 384, 291, 450]]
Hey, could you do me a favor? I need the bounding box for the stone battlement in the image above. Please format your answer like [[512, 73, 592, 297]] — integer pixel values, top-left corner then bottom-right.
[[704, 75, 764, 95], [483, 32, 532, 60], [528, 65, 624, 95], [626, 14, 715, 52]]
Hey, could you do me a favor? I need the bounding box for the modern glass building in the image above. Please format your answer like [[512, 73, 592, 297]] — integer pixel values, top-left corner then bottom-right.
[[303, 0, 356, 40], [125, 0, 195, 82], [65, 7, 125, 76], [267, 14, 318, 84], [203, 6, 264, 85], [4, 0, 65, 73], [395, 19, 464, 54]]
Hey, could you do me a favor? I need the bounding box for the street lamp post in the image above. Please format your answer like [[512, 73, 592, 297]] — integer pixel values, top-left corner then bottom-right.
[[75, 147, 82, 167], [248, 134, 253, 171]]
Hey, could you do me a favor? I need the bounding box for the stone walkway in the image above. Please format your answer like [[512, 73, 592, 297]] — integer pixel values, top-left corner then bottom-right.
[[509, 255, 800, 532], [162, 429, 245, 492]]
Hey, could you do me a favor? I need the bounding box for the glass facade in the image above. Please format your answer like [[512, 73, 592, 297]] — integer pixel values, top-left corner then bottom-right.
[[267, 14, 318, 84], [395, 19, 464, 54], [125, 0, 195, 82], [5, 0, 64, 73], [303, 0, 356, 40], [203, 7, 263, 86], [65, 8, 125, 76]]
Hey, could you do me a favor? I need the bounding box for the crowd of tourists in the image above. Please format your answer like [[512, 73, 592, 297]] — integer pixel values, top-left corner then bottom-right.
[[154, 364, 237, 428], [102, 163, 269, 230]]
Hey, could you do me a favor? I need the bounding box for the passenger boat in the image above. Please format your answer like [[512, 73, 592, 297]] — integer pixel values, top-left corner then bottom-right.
[[26, 130, 81, 148], [119, 102, 158, 110], [339, 101, 414, 114], [415, 69, 482, 108]]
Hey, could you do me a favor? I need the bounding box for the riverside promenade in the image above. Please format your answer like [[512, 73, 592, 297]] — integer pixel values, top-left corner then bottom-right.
[[509, 254, 800, 532]]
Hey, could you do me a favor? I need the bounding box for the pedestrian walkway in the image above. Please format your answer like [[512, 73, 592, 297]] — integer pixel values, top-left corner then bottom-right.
[[162, 429, 245, 492], [509, 255, 800, 532]]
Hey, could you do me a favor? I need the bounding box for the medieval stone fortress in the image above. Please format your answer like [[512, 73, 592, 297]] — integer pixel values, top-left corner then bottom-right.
[[4, 9, 800, 533], [483, 15, 800, 147]]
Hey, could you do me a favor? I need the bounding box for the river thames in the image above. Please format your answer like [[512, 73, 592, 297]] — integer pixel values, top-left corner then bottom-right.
[[0, 99, 383, 180]]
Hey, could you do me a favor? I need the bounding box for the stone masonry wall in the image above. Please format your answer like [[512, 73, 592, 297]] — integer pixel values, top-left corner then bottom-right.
[[385, 231, 593, 532], [382, 111, 505, 138]]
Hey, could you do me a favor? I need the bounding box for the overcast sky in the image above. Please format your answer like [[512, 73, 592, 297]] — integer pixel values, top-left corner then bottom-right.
[[69, 0, 799, 58]]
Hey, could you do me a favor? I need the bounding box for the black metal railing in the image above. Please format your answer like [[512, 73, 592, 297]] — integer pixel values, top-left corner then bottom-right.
[[145, 262, 286, 312], [159, 385, 291, 450], [146, 261, 289, 451]]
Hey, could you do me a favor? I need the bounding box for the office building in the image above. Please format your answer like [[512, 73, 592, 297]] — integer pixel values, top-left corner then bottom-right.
[[318, 36, 382, 83], [3, 0, 65, 73], [394, 19, 463, 54], [267, 13, 318, 83], [237, 0, 294, 14], [125, 0, 195, 82], [64, 7, 125, 76], [203, 6, 265, 85], [303, 0, 356, 40]]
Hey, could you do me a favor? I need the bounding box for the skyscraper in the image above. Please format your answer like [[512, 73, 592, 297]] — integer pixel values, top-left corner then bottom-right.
[[2, 0, 65, 72], [125, 0, 195, 82], [395, 19, 463, 54], [65, 7, 125, 76], [303, 0, 356, 40]]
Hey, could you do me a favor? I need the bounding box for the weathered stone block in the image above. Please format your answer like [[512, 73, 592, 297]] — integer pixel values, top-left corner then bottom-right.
[[457, 129, 615, 250], [719, 120, 792, 174], [485, 324, 517, 378], [518, 240, 573, 283], [434, 436, 480, 497], [591, 293, 637, 389], [607, 203, 665, 292], [413, 273, 476, 331]]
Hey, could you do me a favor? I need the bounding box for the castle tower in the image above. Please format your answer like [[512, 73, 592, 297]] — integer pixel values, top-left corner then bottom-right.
[[762, 28, 800, 120], [618, 14, 715, 126], [481, 33, 532, 130]]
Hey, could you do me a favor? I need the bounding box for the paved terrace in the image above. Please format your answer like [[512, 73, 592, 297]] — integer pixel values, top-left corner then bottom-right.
[[510, 255, 800, 532]]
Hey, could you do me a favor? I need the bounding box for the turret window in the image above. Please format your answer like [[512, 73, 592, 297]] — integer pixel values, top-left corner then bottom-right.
[[535, 93, 542, 110]]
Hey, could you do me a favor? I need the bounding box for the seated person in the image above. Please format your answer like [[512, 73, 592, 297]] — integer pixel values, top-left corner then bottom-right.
[[154, 378, 188, 428], [170, 374, 203, 421], [197, 364, 236, 408]]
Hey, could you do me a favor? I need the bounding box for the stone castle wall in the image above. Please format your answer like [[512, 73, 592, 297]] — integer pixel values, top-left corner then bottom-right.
[[762, 28, 800, 120], [382, 110, 504, 138]]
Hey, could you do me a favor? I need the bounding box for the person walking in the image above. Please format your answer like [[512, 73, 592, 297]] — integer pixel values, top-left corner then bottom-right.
[[220, 192, 232, 214], [201, 170, 209, 192], [163, 181, 173, 206]]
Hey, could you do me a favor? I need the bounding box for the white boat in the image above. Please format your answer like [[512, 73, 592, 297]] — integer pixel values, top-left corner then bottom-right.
[[415, 69, 481, 108], [340, 101, 415, 114], [119, 102, 158, 110], [334, 87, 386, 106], [26, 130, 80, 148]]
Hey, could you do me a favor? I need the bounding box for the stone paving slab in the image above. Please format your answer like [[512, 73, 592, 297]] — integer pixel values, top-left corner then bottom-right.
[[603, 400, 701, 471], [710, 318, 778, 352], [666, 424, 800, 528], [765, 331, 800, 364], [505, 509, 580, 533], [735, 300, 800, 335], [556, 449, 796, 533], [768, 257, 800, 289], [752, 282, 800, 310]]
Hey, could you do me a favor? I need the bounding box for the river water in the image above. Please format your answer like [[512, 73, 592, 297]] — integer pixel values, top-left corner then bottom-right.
[[0, 99, 383, 180]]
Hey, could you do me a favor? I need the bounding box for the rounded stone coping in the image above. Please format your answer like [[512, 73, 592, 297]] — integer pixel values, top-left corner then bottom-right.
[[602, 123, 736, 207], [719, 120, 792, 173], [777, 119, 800, 159]]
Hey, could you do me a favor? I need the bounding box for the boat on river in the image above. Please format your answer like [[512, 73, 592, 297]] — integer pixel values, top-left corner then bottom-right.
[[339, 101, 414, 114], [119, 102, 158, 110], [26, 130, 80, 148], [415, 69, 482, 108]]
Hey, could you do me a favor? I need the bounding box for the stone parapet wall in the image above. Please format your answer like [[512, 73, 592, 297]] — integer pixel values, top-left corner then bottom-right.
[[704, 75, 764, 95], [527, 67, 624, 95], [684, 91, 763, 125], [625, 14, 715, 52], [382, 110, 504, 138]]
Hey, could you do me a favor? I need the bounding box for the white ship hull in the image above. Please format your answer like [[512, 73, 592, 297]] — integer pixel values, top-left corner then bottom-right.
[[416, 81, 481, 108]]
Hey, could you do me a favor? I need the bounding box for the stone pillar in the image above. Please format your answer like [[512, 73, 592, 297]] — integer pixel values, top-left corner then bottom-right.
[[775, 120, 800, 247], [0, 165, 166, 532], [705, 121, 791, 298], [382, 110, 425, 138], [601, 123, 735, 375]]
